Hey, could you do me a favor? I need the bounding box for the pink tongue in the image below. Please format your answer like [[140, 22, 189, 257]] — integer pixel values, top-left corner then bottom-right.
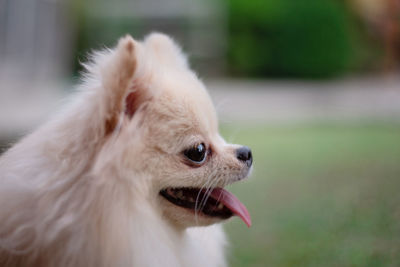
[[209, 188, 251, 227]]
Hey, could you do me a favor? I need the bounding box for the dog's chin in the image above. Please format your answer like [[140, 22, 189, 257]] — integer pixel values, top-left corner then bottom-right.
[[158, 187, 234, 228]]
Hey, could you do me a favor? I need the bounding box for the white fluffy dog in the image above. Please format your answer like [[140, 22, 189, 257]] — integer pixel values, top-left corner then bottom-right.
[[0, 33, 253, 267]]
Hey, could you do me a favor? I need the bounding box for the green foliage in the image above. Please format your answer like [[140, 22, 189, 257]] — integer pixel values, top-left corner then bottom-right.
[[228, 0, 364, 78]]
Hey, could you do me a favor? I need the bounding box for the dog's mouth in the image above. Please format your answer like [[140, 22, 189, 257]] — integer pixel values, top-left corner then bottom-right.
[[160, 187, 251, 227]]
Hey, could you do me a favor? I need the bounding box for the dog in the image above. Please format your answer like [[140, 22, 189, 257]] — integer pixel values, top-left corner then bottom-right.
[[0, 33, 253, 267]]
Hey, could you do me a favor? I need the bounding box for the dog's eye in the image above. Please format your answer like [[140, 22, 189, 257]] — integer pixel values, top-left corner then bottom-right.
[[184, 143, 207, 164]]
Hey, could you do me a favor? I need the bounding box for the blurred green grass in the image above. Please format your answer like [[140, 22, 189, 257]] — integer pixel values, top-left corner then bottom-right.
[[221, 123, 400, 267]]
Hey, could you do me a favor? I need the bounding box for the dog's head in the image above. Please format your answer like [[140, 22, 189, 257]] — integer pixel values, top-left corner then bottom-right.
[[95, 33, 252, 228]]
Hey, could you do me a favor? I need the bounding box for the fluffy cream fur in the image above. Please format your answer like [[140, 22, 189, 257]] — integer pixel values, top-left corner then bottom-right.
[[0, 33, 250, 267]]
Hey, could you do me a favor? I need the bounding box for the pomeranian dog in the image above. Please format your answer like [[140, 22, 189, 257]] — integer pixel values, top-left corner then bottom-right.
[[0, 33, 253, 267]]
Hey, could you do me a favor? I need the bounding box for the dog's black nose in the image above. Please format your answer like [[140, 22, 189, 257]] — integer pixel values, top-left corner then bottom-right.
[[236, 146, 253, 167]]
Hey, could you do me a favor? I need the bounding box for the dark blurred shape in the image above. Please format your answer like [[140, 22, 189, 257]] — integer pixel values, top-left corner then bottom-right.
[[350, 0, 400, 72], [227, 0, 382, 78], [70, 0, 227, 77]]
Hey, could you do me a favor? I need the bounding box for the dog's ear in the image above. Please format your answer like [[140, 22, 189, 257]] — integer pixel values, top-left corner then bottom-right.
[[144, 32, 188, 69], [101, 35, 151, 134]]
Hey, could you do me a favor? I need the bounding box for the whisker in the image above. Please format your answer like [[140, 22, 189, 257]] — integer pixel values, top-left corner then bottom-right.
[[199, 176, 222, 213], [194, 167, 219, 223], [198, 168, 221, 213], [194, 177, 214, 224]]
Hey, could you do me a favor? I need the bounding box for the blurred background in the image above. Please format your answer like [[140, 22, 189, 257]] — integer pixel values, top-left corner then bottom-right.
[[1, 0, 400, 266]]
